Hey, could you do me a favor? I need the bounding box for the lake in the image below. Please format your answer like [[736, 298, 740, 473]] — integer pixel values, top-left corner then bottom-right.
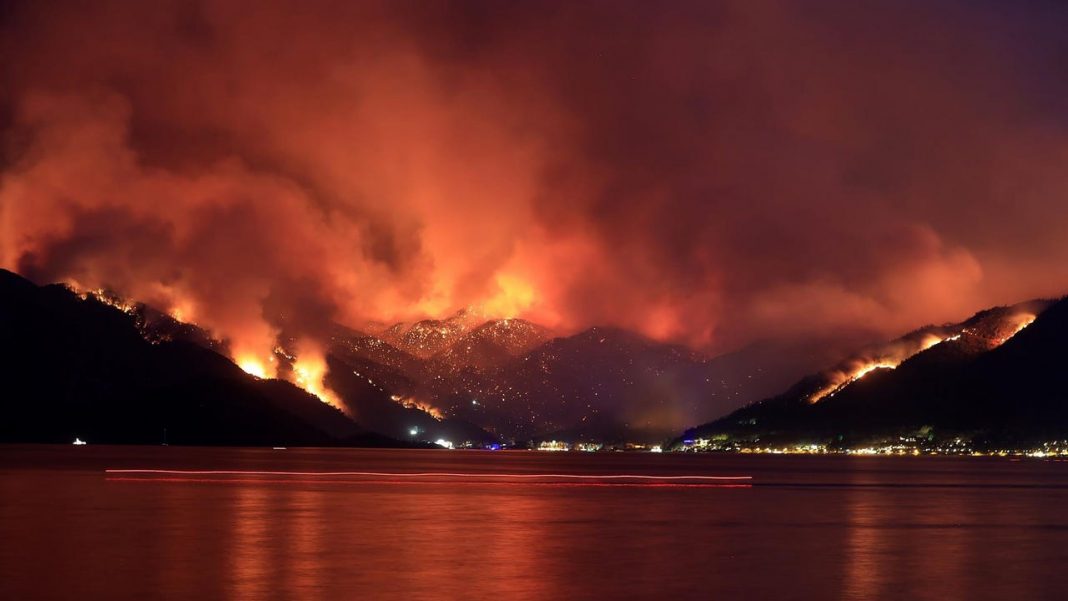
[[2, 445, 1068, 600]]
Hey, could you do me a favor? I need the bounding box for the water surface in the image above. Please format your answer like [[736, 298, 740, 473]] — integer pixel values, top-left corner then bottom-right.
[[2, 445, 1067, 600]]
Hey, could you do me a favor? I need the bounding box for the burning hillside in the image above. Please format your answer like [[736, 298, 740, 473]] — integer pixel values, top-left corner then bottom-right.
[[5, 0, 1068, 385], [681, 297, 1065, 450], [807, 305, 1045, 403], [64, 282, 351, 415], [808, 332, 958, 403]]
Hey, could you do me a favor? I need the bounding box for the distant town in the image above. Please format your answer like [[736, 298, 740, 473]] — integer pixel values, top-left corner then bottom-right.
[[422, 436, 1068, 458], [676, 436, 1068, 458]]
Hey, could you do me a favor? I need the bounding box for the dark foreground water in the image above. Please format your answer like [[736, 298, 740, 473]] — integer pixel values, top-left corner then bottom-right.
[[3, 446, 1068, 600]]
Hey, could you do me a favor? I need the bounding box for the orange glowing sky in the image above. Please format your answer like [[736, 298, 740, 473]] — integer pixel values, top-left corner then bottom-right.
[[3, 0, 1068, 365]]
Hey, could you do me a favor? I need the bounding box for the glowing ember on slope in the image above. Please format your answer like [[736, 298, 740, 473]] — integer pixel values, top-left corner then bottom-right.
[[956, 311, 1037, 349], [67, 283, 139, 315], [95, 295, 137, 314], [995, 313, 1036, 345], [389, 394, 444, 420]]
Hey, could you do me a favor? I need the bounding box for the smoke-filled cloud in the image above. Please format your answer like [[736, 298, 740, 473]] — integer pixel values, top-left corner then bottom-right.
[[3, 0, 1068, 360]]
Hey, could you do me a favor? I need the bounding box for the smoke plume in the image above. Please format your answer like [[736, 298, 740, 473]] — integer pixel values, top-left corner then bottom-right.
[[3, 0, 1068, 364]]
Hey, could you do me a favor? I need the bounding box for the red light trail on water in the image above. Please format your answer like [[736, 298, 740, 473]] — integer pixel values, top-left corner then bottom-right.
[[103, 469, 753, 488], [105, 477, 751, 489]]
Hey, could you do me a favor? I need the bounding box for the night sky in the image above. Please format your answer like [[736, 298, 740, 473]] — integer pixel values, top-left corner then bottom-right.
[[3, 0, 1068, 363]]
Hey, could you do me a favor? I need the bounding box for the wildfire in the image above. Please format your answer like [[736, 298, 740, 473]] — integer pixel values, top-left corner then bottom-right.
[[389, 394, 444, 420], [234, 343, 350, 415], [808, 362, 897, 403], [289, 342, 350, 415], [808, 332, 956, 403], [479, 273, 536, 319], [237, 355, 273, 379], [169, 300, 196, 324], [68, 284, 139, 315], [851, 361, 898, 381], [995, 313, 1035, 345]]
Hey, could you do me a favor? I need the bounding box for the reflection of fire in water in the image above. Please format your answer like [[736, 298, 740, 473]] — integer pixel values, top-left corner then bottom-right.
[[230, 485, 270, 600], [808, 333, 956, 403], [389, 394, 444, 420]]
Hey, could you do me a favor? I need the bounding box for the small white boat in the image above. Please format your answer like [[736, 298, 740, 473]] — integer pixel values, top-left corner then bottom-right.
[[72, 438, 87, 446]]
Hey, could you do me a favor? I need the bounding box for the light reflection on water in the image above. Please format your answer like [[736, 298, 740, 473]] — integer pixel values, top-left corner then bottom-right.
[[3, 446, 1068, 600], [286, 488, 324, 600], [231, 485, 269, 600]]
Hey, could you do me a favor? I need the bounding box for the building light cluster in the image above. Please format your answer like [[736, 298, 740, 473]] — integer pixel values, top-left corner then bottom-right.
[[532, 440, 665, 452], [676, 435, 1068, 457]]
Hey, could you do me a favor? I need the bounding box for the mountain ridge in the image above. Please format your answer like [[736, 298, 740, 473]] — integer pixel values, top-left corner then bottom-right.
[[0, 269, 405, 446], [1, 268, 906, 446], [677, 297, 1066, 450]]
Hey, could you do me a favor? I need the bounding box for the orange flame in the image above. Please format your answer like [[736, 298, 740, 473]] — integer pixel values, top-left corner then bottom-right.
[[67, 283, 139, 315], [808, 332, 953, 403], [289, 341, 350, 416], [169, 299, 197, 324], [478, 273, 537, 320], [389, 394, 444, 420], [994, 313, 1035, 345], [236, 354, 273, 380]]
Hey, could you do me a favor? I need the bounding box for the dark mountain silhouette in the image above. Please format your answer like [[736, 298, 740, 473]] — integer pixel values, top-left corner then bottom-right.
[[269, 322, 500, 445], [2, 268, 852, 445], [678, 298, 1065, 448], [0, 269, 401, 446], [324, 357, 496, 445], [426, 327, 843, 443], [292, 317, 854, 443]]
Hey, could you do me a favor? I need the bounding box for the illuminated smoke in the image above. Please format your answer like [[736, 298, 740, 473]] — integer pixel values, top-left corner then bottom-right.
[[2, 0, 1068, 361], [231, 322, 281, 380]]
